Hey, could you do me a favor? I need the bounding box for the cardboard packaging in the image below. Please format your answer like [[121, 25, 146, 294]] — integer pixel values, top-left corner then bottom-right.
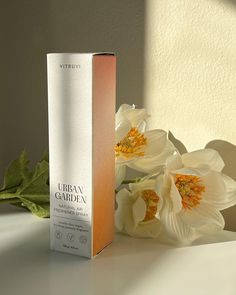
[[47, 53, 116, 258]]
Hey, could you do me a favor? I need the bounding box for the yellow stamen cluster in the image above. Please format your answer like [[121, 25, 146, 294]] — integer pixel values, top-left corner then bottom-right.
[[141, 189, 159, 221], [175, 174, 205, 210], [115, 127, 147, 158]]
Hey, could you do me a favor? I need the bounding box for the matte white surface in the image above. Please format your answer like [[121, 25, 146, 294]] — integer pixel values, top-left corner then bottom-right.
[[1, 204, 236, 295]]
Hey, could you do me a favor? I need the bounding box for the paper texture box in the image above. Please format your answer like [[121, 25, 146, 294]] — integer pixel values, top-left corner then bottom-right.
[[47, 53, 116, 258]]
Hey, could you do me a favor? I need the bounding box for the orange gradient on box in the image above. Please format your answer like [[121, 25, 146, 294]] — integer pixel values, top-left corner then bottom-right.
[[92, 56, 116, 256]]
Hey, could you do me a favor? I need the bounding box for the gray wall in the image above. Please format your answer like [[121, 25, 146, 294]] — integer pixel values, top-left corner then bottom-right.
[[0, 0, 145, 178]]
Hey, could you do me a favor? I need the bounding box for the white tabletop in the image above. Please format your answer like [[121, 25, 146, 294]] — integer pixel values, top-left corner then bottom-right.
[[1, 204, 236, 295]]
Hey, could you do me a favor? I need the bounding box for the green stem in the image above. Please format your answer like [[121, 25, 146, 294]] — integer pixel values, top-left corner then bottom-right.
[[121, 170, 163, 185], [122, 178, 142, 184], [0, 193, 19, 200]]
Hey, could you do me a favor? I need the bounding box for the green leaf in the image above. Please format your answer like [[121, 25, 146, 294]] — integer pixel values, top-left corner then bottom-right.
[[20, 194, 49, 203], [17, 160, 49, 195], [0, 150, 50, 218], [19, 197, 50, 218], [0, 150, 30, 192], [15, 160, 50, 217]]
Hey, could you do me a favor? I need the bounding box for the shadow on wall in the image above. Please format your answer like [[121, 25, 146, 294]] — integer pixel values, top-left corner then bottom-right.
[[206, 140, 236, 232], [168, 131, 188, 154], [222, 0, 236, 8], [169, 132, 236, 231], [0, 0, 145, 181], [0, 0, 51, 180]]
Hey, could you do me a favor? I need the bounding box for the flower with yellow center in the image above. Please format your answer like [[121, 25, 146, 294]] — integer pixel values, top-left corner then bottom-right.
[[115, 179, 163, 238], [115, 127, 147, 158], [142, 189, 159, 221], [175, 174, 205, 210], [158, 149, 236, 244], [115, 104, 175, 188]]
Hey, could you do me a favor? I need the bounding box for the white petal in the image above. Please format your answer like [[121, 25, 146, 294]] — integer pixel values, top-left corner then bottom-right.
[[127, 140, 176, 174], [200, 172, 236, 211], [128, 219, 162, 238], [129, 176, 163, 219], [144, 129, 167, 156], [115, 156, 135, 165], [201, 171, 227, 210], [126, 156, 158, 174], [172, 166, 210, 177], [157, 173, 172, 206], [115, 188, 132, 232], [180, 202, 225, 229], [165, 154, 183, 172], [170, 176, 183, 213], [160, 199, 193, 243], [196, 222, 225, 237], [182, 149, 225, 172], [154, 175, 164, 216], [137, 120, 147, 133], [129, 179, 156, 193], [129, 178, 163, 218], [115, 104, 132, 126], [156, 174, 164, 197], [132, 197, 147, 227], [115, 119, 132, 143], [115, 165, 126, 189], [221, 174, 236, 209], [124, 107, 149, 127]]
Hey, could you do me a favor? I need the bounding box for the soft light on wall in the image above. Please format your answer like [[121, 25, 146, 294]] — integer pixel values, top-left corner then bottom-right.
[[144, 0, 236, 229]]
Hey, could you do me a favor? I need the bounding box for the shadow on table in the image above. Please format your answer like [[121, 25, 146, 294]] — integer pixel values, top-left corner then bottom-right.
[[0, 204, 27, 215], [1, 206, 236, 295], [0, 212, 171, 295]]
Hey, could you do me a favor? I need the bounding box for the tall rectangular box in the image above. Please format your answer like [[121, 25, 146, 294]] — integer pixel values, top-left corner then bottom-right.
[[47, 53, 116, 258]]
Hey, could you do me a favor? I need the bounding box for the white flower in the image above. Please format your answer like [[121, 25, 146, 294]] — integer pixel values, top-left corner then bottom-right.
[[115, 179, 163, 238], [115, 165, 126, 189], [115, 104, 175, 187], [159, 149, 236, 244]]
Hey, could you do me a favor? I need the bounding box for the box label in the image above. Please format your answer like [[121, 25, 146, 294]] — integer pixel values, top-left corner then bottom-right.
[[50, 182, 91, 257]]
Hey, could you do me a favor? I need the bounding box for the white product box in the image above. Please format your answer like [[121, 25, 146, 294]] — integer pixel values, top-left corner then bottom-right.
[[47, 53, 116, 258]]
